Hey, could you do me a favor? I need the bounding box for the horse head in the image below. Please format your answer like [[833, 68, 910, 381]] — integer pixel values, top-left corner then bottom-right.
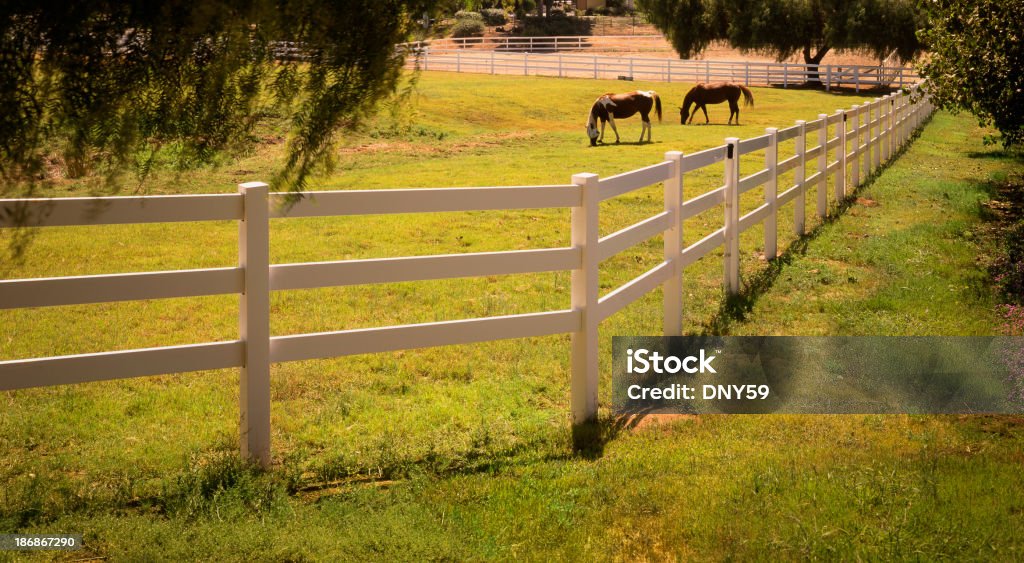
[[680, 94, 693, 125], [586, 109, 600, 146]]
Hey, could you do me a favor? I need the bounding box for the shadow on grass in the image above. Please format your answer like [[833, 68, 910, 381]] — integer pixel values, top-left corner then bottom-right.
[[571, 406, 688, 459], [967, 149, 1024, 164], [703, 112, 936, 334]]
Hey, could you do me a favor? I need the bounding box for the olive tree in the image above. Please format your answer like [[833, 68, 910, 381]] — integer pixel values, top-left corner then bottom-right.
[[918, 0, 1024, 147], [638, 0, 922, 83]]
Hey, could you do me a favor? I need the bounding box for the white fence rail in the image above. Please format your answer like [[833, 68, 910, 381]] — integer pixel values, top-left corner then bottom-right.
[[0, 87, 933, 466], [403, 37, 920, 91], [411, 51, 919, 91]]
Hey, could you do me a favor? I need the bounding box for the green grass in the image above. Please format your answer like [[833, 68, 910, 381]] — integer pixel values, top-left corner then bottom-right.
[[2, 72, 1023, 560]]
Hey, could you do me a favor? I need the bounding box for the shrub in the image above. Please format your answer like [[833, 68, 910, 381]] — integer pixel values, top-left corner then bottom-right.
[[521, 13, 593, 37], [454, 10, 484, 22], [480, 8, 507, 26], [451, 18, 486, 38]]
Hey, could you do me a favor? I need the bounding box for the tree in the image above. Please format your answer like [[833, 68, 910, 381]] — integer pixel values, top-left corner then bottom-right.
[[917, 0, 1024, 147], [638, 0, 923, 83], [0, 0, 436, 197]]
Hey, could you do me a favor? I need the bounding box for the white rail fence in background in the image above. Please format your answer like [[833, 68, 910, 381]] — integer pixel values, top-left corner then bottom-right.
[[403, 37, 920, 91], [0, 88, 933, 467]]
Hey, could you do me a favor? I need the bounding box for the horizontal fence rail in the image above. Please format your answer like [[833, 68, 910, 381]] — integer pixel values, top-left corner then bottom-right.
[[402, 37, 919, 90], [0, 86, 934, 467]]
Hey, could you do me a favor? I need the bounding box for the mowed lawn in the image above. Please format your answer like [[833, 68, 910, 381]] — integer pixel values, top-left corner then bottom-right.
[[1, 72, 1023, 560]]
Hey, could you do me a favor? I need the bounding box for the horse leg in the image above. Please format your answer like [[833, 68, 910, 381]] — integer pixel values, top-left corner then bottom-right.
[[608, 116, 620, 143], [729, 99, 739, 125], [639, 110, 651, 143], [701, 104, 709, 124], [598, 119, 607, 143]]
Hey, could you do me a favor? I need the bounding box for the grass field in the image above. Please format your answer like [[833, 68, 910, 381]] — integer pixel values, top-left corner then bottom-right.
[[2, 72, 1023, 560]]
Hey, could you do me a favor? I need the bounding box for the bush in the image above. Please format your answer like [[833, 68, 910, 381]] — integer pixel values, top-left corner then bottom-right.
[[521, 13, 593, 37], [480, 8, 507, 26], [451, 18, 486, 38], [454, 10, 483, 22]]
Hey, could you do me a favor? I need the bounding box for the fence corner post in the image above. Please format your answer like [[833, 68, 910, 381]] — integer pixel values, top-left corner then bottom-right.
[[663, 151, 684, 336], [764, 128, 779, 261], [238, 181, 271, 468], [570, 172, 600, 441], [724, 138, 740, 295]]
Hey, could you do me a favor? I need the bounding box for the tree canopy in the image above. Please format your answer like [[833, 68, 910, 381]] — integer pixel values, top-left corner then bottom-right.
[[638, 0, 922, 72], [917, 0, 1024, 147], [0, 0, 435, 196]]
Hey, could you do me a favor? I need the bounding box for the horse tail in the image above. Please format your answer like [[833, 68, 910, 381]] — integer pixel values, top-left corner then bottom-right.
[[654, 92, 662, 122], [740, 85, 754, 107]]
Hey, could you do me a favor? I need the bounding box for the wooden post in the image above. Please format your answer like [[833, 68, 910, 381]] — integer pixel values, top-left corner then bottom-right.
[[765, 128, 779, 260], [889, 97, 897, 158], [881, 95, 890, 162], [724, 138, 740, 295], [863, 101, 873, 178], [836, 109, 846, 203], [872, 98, 882, 173], [850, 105, 861, 188], [794, 120, 806, 236], [238, 182, 271, 468], [663, 152, 683, 336], [817, 114, 828, 220], [571, 172, 599, 427]]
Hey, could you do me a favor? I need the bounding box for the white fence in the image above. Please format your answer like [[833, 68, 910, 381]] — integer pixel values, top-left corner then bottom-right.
[[404, 37, 920, 91], [0, 87, 933, 467], [405, 35, 673, 53]]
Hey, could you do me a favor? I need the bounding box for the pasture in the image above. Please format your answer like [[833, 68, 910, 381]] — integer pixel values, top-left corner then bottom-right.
[[2, 72, 1023, 560]]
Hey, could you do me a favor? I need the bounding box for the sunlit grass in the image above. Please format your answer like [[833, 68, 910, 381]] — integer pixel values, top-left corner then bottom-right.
[[1, 73, 1022, 560]]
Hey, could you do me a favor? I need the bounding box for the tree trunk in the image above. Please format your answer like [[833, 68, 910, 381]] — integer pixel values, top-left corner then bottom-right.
[[802, 45, 831, 86]]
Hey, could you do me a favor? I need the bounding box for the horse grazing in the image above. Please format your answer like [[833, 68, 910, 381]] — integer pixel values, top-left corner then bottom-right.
[[586, 90, 662, 146], [680, 83, 754, 125]]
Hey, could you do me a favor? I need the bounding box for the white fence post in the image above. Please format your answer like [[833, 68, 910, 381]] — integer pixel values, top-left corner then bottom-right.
[[836, 109, 846, 203], [664, 151, 683, 336], [881, 95, 890, 162], [817, 114, 828, 220], [888, 96, 897, 158], [724, 138, 740, 295], [765, 127, 779, 260], [794, 120, 807, 235], [872, 98, 882, 173], [850, 104, 861, 188], [238, 182, 271, 468], [863, 102, 873, 181], [570, 172, 599, 426]]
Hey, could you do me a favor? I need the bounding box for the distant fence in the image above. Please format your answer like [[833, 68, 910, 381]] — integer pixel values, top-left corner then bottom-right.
[[0, 87, 933, 467], [403, 37, 920, 91]]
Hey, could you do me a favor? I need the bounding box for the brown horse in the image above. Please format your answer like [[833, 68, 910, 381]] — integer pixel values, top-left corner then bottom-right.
[[680, 83, 754, 125], [586, 90, 662, 146]]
